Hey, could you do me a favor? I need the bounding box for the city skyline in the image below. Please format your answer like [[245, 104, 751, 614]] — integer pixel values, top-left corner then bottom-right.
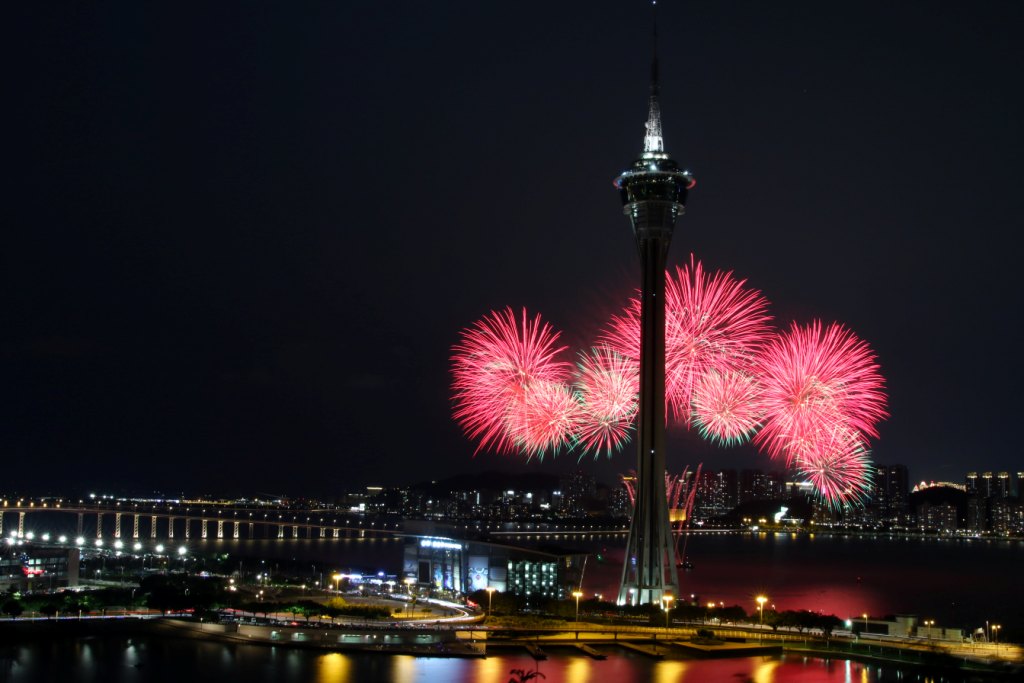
[[5, 1, 1023, 495]]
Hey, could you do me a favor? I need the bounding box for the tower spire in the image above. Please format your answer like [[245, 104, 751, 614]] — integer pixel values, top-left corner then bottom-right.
[[644, 1, 664, 155]]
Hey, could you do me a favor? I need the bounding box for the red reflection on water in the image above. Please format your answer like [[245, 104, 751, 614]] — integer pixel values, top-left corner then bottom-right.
[[586, 544, 887, 619], [451, 654, 878, 683]]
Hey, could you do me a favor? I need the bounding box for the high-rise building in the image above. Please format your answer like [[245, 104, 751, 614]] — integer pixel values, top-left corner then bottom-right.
[[616, 19, 695, 606], [965, 472, 978, 495], [996, 472, 1010, 499], [873, 464, 910, 524], [980, 472, 994, 498]]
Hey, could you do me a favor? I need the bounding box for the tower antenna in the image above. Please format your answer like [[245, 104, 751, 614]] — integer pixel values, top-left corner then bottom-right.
[[644, 1, 664, 154]]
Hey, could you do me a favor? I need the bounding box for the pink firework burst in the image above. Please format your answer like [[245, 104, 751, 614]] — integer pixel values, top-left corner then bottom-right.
[[755, 321, 888, 465], [691, 369, 765, 446], [574, 346, 639, 457], [505, 379, 583, 458], [796, 426, 874, 510], [450, 307, 573, 455], [603, 256, 772, 426]]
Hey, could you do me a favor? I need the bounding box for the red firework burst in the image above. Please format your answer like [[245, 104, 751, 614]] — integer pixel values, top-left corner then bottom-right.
[[574, 346, 639, 457], [450, 307, 572, 455], [505, 379, 582, 458], [795, 426, 874, 509], [755, 321, 888, 465], [603, 256, 772, 426], [691, 369, 765, 446]]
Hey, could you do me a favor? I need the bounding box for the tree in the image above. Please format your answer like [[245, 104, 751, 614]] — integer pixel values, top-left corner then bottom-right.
[[1, 599, 24, 618]]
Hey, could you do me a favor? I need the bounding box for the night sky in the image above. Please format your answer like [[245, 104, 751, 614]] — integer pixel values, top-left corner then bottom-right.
[[5, 2, 1022, 497]]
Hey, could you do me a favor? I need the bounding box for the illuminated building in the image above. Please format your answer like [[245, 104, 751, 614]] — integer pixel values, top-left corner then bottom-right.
[[402, 535, 584, 602], [614, 15, 695, 606], [0, 546, 79, 591]]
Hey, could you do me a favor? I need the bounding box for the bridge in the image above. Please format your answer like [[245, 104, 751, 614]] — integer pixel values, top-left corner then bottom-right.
[[0, 499, 399, 544]]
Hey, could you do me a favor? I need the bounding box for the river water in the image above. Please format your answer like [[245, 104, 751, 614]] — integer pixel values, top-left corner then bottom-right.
[[0, 634, 985, 683]]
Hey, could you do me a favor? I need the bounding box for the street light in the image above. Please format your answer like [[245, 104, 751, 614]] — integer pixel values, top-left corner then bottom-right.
[[485, 586, 496, 617], [756, 596, 768, 641], [661, 594, 674, 629], [992, 624, 1001, 654], [863, 613, 869, 633], [332, 573, 343, 594], [572, 590, 583, 623], [756, 596, 768, 627], [404, 577, 416, 617], [707, 602, 716, 624]]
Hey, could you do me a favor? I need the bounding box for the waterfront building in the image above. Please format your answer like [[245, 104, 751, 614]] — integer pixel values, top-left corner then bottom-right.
[[916, 502, 958, 532], [872, 464, 910, 525], [402, 535, 585, 603], [0, 546, 79, 591]]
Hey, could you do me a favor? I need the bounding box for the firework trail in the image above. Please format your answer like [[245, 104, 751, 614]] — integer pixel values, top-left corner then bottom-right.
[[574, 346, 639, 457], [621, 466, 695, 513], [691, 369, 765, 446], [603, 256, 772, 426], [450, 307, 574, 456], [795, 426, 874, 509], [755, 321, 888, 466]]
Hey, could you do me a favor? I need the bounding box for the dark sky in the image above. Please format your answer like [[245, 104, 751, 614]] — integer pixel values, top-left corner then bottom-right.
[[5, 2, 1022, 497]]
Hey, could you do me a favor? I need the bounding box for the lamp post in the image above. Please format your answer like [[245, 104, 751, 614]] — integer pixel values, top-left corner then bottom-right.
[[404, 577, 416, 618], [485, 586, 496, 618], [992, 624, 1001, 654], [661, 594, 674, 629], [756, 596, 768, 641], [572, 590, 583, 623], [862, 613, 868, 634], [707, 602, 716, 624], [332, 573, 343, 594]]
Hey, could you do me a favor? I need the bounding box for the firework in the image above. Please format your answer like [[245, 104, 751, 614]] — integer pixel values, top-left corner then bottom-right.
[[755, 321, 888, 465], [450, 307, 572, 455], [574, 346, 639, 457], [796, 426, 874, 509], [603, 256, 772, 426], [621, 468, 693, 509], [691, 369, 765, 446], [505, 379, 583, 458]]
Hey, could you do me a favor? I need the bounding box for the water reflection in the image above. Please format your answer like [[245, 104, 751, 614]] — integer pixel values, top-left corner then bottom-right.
[[315, 652, 349, 683], [652, 659, 687, 682], [0, 638, 998, 683], [563, 656, 592, 683], [752, 658, 781, 683]]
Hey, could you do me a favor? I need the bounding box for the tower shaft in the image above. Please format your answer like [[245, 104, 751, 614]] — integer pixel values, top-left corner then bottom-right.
[[617, 201, 681, 606]]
